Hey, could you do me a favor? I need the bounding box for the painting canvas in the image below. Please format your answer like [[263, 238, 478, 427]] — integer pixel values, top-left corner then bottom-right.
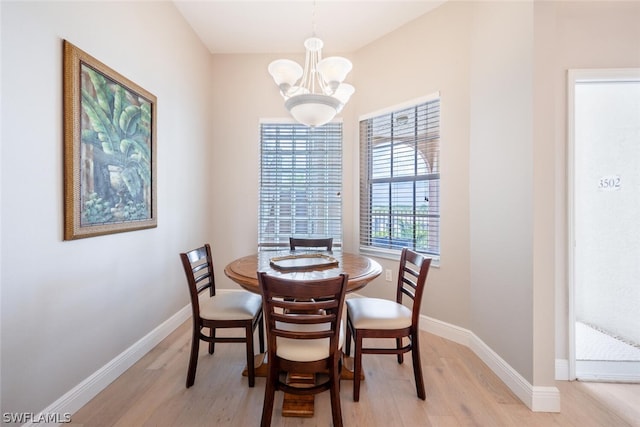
[[63, 40, 157, 240]]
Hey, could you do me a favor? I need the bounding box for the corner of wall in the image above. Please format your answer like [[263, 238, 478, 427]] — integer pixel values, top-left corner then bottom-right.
[[421, 315, 561, 413]]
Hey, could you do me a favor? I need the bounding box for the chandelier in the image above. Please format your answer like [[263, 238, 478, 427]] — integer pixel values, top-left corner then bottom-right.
[[268, 37, 355, 127]]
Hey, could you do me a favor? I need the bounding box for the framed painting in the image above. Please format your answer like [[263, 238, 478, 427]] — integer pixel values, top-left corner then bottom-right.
[[63, 40, 157, 240]]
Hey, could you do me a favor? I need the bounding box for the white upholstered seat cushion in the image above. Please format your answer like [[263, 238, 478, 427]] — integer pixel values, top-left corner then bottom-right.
[[199, 292, 262, 321], [346, 297, 412, 330], [275, 320, 345, 362]]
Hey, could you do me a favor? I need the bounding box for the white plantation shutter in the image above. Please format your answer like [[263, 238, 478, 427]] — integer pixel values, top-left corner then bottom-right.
[[359, 96, 440, 257], [259, 122, 343, 251]]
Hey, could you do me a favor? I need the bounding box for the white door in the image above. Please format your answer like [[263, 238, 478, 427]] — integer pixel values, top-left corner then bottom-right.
[[568, 68, 640, 382]]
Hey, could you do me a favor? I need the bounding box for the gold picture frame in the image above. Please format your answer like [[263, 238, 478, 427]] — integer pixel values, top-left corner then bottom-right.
[[63, 40, 157, 240]]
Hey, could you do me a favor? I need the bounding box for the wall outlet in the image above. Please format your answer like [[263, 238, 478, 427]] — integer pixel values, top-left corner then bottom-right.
[[385, 269, 392, 281]]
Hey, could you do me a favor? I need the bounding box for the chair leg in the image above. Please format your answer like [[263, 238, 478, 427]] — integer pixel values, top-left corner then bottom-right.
[[186, 328, 200, 388], [353, 334, 363, 402], [396, 337, 404, 364], [260, 355, 278, 427], [246, 324, 256, 387], [410, 330, 426, 400], [345, 323, 352, 357], [330, 357, 344, 427], [208, 328, 215, 354], [258, 314, 265, 354]]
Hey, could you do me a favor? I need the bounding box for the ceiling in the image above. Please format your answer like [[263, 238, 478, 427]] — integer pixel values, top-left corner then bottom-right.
[[173, 1, 446, 54]]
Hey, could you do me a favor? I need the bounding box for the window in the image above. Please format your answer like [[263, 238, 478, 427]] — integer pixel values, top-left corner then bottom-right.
[[259, 122, 342, 251], [359, 95, 440, 258]]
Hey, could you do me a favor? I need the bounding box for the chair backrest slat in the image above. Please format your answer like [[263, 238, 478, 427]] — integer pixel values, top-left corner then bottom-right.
[[192, 262, 210, 276], [401, 284, 417, 301], [186, 246, 207, 263]]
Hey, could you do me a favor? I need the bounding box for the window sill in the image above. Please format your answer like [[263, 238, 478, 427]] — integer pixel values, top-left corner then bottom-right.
[[359, 247, 440, 268]]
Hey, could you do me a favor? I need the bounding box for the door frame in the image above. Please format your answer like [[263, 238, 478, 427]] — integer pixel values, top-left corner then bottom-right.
[[567, 68, 640, 381]]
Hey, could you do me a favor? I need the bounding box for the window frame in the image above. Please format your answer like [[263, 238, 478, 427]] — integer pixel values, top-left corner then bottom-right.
[[358, 93, 441, 264], [258, 119, 343, 251]]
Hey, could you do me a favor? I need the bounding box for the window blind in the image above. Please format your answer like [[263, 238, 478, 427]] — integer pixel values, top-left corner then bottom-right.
[[259, 122, 343, 251], [359, 98, 440, 256]]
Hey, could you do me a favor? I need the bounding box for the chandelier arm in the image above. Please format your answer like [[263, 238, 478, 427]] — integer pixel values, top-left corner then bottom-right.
[[315, 49, 330, 95], [309, 49, 317, 94]]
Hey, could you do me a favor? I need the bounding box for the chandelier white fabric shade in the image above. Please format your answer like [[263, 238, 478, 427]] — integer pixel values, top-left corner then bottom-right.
[[268, 37, 354, 127]]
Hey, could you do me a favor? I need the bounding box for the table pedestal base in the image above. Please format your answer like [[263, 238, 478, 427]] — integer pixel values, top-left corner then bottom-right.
[[242, 353, 364, 418], [282, 373, 315, 417], [241, 353, 269, 378]]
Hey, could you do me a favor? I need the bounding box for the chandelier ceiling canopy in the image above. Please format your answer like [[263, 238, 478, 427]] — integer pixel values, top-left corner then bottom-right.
[[268, 36, 354, 127]]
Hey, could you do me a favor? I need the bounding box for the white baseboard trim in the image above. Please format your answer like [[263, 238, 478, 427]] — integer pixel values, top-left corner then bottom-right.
[[575, 360, 640, 382], [420, 315, 560, 413], [420, 314, 470, 347], [556, 358, 570, 380], [530, 386, 562, 412], [26, 304, 191, 427]]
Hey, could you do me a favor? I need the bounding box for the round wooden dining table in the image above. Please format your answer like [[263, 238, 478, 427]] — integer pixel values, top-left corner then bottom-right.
[[223, 250, 383, 294], [223, 250, 382, 418]]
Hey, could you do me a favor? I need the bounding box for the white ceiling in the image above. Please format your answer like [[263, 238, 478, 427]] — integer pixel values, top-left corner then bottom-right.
[[173, 1, 446, 54]]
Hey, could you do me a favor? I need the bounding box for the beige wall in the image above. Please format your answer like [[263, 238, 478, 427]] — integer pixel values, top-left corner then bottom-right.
[[1, 1, 213, 415], [533, 0, 559, 388], [469, 0, 536, 381]]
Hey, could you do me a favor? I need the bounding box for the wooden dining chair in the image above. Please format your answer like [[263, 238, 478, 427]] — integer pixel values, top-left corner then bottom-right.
[[257, 272, 348, 427], [345, 248, 432, 401], [180, 243, 264, 388], [289, 237, 333, 251]]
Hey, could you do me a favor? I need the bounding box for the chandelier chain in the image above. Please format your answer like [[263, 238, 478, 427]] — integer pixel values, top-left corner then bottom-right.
[[312, 0, 317, 37]]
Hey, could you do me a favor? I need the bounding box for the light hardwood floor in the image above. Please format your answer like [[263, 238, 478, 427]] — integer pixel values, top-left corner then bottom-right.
[[71, 321, 640, 426]]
